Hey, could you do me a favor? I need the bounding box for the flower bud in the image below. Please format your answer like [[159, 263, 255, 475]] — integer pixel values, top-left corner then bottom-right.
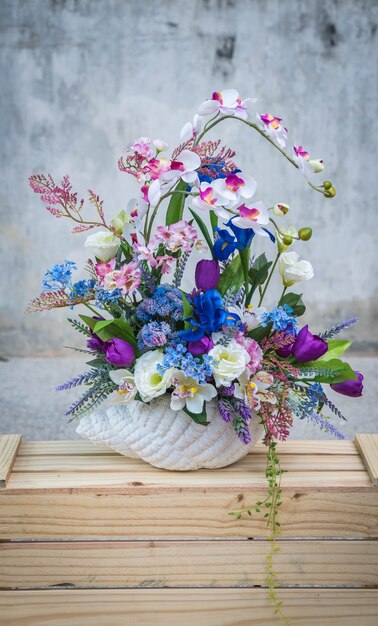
[[323, 181, 332, 190], [309, 159, 324, 173], [110, 210, 129, 234], [324, 186, 336, 198], [298, 227, 312, 241], [273, 203, 289, 217], [282, 235, 293, 246]]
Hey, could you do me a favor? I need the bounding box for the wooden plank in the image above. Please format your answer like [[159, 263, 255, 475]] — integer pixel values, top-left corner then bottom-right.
[[1, 540, 377, 589], [355, 434, 378, 486], [18, 439, 359, 456], [0, 589, 377, 625], [12, 452, 366, 473], [1, 489, 377, 539], [0, 435, 21, 488]]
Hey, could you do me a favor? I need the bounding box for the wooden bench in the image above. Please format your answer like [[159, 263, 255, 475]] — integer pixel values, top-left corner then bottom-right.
[[0, 433, 377, 625]]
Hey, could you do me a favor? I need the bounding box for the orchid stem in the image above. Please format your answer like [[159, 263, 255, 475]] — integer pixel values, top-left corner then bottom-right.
[[239, 248, 250, 308], [259, 252, 280, 307]]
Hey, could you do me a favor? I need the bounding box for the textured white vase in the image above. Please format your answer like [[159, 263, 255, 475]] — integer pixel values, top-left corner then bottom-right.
[[76, 395, 264, 471]]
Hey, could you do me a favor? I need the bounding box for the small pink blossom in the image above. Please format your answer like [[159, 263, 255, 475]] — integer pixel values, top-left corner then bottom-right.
[[114, 262, 142, 295], [95, 259, 116, 286], [152, 220, 198, 253], [235, 333, 263, 374], [155, 255, 176, 274], [131, 137, 153, 160]]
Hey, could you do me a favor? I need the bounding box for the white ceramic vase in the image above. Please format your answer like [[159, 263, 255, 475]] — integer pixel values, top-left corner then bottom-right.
[[76, 395, 264, 471]]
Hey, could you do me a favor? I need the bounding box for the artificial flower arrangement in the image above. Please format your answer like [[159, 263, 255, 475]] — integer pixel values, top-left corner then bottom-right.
[[28, 88, 363, 623]]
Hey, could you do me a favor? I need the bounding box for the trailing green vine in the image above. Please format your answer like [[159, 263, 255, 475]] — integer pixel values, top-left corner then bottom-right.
[[230, 432, 290, 625]]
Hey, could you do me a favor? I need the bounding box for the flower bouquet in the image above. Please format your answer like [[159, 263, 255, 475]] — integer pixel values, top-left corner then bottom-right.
[[29, 88, 363, 473]]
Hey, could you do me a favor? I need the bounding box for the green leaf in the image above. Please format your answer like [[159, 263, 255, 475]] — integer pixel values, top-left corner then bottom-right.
[[182, 405, 209, 425], [248, 253, 272, 298], [319, 339, 351, 361], [166, 180, 188, 225], [93, 319, 138, 351], [298, 358, 357, 384], [209, 210, 218, 233], [79, 314, 98, 331], [86, 358, 109, 369], [181, 292, 193, 330], [279, 292, 306, 316], [248, 322, 273, 342], [189, 208, 214, 255], [218, 255, 243, 296]]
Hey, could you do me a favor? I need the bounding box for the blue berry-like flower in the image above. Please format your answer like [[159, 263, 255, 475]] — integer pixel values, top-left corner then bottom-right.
[[136, 285, 183, 323], [260, 304, 298, 334], [69, 279, 96, 299], [137, 321, 174, 351], [157, 342, 214, 384], [42, 260, 77, 292]]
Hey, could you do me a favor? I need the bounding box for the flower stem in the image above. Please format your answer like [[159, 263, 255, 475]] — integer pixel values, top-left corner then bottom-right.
[[259, 253, 280, 307], [239, 248, 250, 308]]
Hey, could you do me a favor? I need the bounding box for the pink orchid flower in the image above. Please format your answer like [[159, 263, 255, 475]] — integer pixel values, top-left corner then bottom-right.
[[257, 113, 288, 148]]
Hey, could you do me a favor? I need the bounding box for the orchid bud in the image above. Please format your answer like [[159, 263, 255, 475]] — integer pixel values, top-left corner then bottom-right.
[[298, 227, 312, 241], [273, 203, 289, 217], [324, 186, 336, 198], [282, 235, 293, 246], [153, 139, 168, 153], [110, 210, 129, 234], [309, 159, 324, 173], [323, 181, 332, 190]]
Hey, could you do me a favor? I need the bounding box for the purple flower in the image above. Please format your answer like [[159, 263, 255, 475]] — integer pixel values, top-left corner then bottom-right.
[[86, 316, 106, 352], [105, 338, 136, 367], [195, 260, 220, 292], [292, 325, 328, 363], [331, 371, 364, 397], [187, 336, 214, 356]]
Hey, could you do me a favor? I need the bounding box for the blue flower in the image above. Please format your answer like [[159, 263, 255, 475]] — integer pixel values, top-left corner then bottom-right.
[[179, 289, 240, 342], [157, 343, 214, 384], [69, 279, 96, 299], [213, 218, 275, 262], [95, 287, 123, 308], [136, 285, 183, 322], [260, 304, 298, 334], [42, 260, 77, 292]]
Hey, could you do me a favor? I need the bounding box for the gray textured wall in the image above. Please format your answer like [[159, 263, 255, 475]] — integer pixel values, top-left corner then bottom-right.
[[1, 0, 377, 357]]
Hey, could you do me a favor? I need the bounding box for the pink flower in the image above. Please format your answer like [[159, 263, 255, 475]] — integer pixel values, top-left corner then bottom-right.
[[235, 333, 263, 374], [95, 259, 116, 285], [155, 255, 176, 274], [131, 137, 153, 160], [257, 113, 288, 148], [152, 221, 198, 253], [114, 261, 142, 295]]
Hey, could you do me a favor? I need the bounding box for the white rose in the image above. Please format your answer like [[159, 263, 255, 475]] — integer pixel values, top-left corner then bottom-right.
[[208, 339, 250, 387], [134, 351, 174, 402], [84, 231, 119, 262], [279, 251, 314, 287]]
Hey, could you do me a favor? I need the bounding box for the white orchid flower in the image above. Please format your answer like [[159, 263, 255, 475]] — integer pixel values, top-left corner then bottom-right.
[[170, 371, 217, 414]]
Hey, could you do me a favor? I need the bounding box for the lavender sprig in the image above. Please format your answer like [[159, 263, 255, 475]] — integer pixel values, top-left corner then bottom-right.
[[172, 251, 190, 288], [319, 317, 358, 339], [306, 412, 345, 439], [56, 369, 103, 391]]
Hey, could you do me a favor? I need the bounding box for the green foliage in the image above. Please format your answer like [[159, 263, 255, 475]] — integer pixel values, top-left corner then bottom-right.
[[166, 180, 187, 225], [209, 210, 218, 232], [248, 253, 272, 296], [79, 315, 138, 352], [297, 358, 357, 383], [182, 405, 209, 425], [189, 208, 214, 255], [181, 292, 193, 330], [320, 339, 351, 361], [218, 255, 243, 296], [279, 292, 306, 316], [68, 318, 92, 337], [248, 322, 273, 342]]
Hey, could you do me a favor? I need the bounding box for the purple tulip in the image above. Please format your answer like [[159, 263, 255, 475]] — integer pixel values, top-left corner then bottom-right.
[[195, 260, 220, 292], [105, 338, 136, 367], [187, 336, 214, 356], [331, 371, 364, 397], [292, 325, 328, 363]]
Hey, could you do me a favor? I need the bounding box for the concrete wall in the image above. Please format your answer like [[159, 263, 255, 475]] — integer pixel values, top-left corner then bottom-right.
[[1, 0, 377, 356]]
